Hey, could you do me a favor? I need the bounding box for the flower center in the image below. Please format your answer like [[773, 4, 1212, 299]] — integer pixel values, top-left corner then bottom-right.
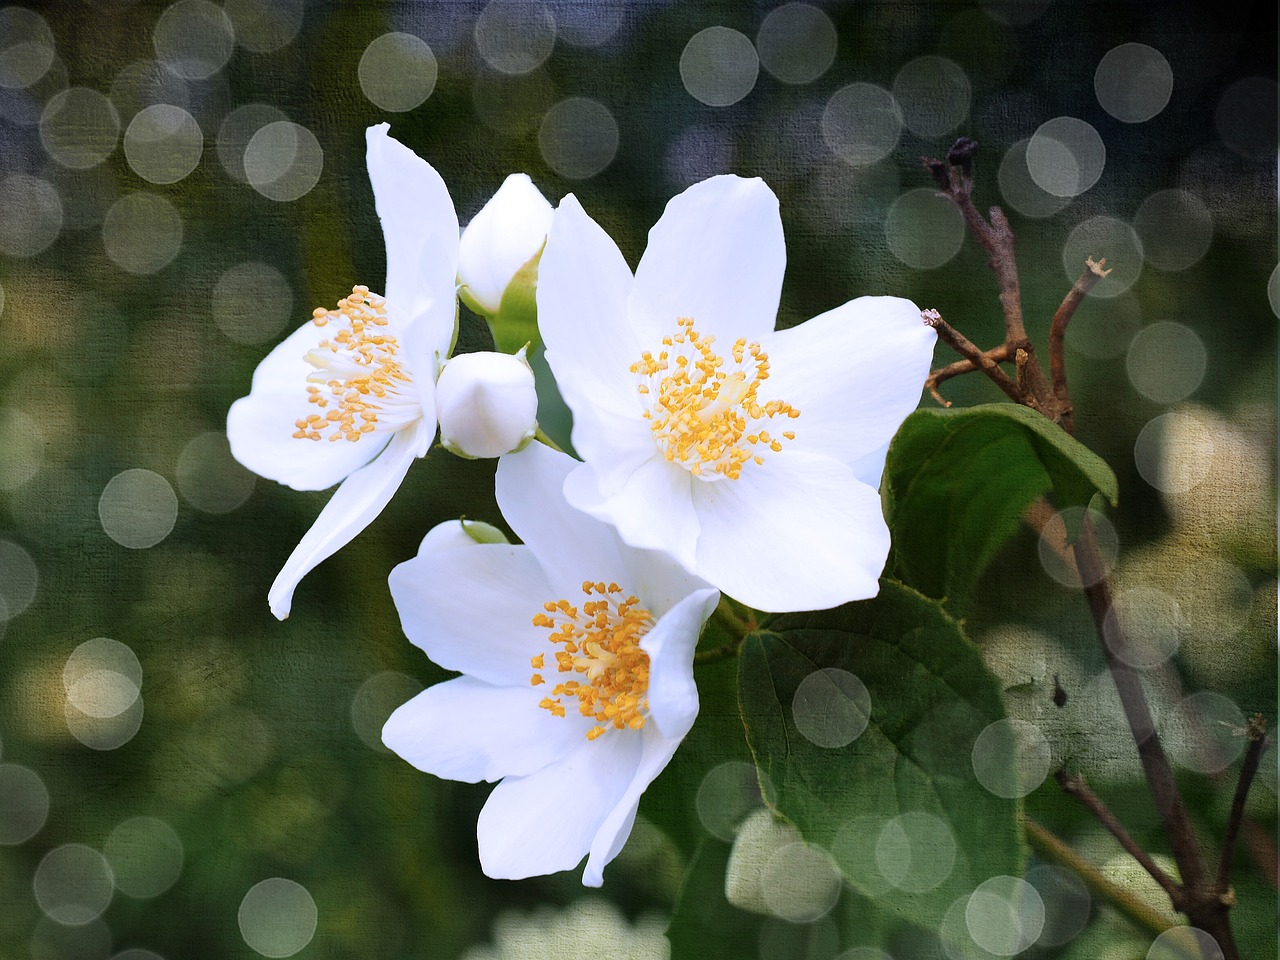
[[530, 581, 654, 741], [629, 317, 799, 479], [292, 285, 417, 443]]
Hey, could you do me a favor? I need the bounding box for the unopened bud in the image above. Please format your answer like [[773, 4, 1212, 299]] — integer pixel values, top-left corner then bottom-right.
[[458, 173, 554, 317], [417, 518, 510, 555], [435, 350, 538, 459]]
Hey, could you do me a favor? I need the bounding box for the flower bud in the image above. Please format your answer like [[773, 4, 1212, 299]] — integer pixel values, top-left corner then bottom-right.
[[417, 518, 510, 555], [458, 174, 554, 317], [435, 350, 538, 459]]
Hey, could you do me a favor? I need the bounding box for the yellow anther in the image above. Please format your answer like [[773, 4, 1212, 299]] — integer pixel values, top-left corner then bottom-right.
[[531, 653, 544, 670], [531, 674, 544, 686]]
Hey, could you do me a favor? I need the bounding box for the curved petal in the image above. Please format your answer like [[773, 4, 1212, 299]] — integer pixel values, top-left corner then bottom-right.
[[226, 320, 389, 491], [566, 401, 657, 488], [629, 176, 784, 346], [562, 456, 700, 574], [691, 451, 888, 612], [495, 444, 631, 596], [365, 124, 458, 368], [583, 726, 683, 887], [761, 296, 936, 465], [477, 733, 642, 881], [382, 677, 590, 783], [639, 587, 718, 738], [538, 193, 640, 419], [267, 422, 425, 619], [388, 541, 554, 688], [458, 173, 554, 316]]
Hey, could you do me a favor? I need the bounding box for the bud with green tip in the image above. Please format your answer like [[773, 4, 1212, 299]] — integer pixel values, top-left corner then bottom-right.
[[435, 349, 539, 459], [417, 518, 511, 555]]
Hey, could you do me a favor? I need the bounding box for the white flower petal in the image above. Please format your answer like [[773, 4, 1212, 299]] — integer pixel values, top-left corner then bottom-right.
[[563, 456, 700, 574], [436, 351, 538, 459], [477, 733, 642, 882], [761, 296, 936, 465], [629, 176, 784, 345], [365, 123, 458, 367], [267, 422, 425, 619], [496, 444, 633, 595], [692, 451, 888, 612], [226, 320, 389, 491], [388, 540, 554, 687], [639, 587, 718, 738], [382, 677, 589, 783], [458, 172, 555, 315], [538, 194, 640, 418], [583, 726, 684, 886]]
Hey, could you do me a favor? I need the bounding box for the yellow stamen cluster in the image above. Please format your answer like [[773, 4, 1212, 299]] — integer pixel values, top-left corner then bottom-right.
[[530, 582, 655, 742], [630, 317, 798, 479], [293, 285, 411, 443]]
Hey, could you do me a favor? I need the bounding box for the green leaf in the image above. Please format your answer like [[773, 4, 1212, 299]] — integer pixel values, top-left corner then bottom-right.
[[738, 580, 1024, 932], [666, 840, 766, 960], [884, 403, 1119, 614], [487, 246, 543, 354]]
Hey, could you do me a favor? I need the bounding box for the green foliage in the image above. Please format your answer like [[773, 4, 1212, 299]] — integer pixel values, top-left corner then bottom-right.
[[489, 248, 544, 354], [737, 581, 1023, 931], [884, 403, 1119, 615]]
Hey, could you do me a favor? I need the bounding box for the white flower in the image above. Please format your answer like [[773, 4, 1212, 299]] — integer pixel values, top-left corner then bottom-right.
[[535, 175, 937, 612], [461, 898, 671, 960], [435, 349, 539, 458], [383, 442, 719, 886], [458, 173, 555, 317], [227, 123, 459, 620]]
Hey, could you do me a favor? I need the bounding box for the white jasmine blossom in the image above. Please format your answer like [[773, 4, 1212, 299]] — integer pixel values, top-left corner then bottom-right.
[[227, 123, 459, 620], [435, 349, 539, 459], [536, 175, 937, 612], [383, 442, 719, 886], [458, 173, 555, 316]]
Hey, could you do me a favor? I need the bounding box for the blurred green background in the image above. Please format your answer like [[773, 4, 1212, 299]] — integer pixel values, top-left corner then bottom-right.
[[0, 0, 1274, 957]]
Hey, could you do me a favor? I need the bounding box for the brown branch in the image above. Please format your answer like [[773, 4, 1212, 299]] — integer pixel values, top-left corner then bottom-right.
[[924, 343, 1018, 406], [1055, 769, 1185, 907], [1049, 257, 1112, 435], [1215, 720, 1271, 893], [921, 309, 1022, 403]]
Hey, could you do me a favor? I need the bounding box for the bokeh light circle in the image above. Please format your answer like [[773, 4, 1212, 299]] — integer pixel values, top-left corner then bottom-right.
[[123, 103, 203, 185], [98, 468, 179, 548], [217, 103, 287, 182], [211, 260, 294, 344], [0, 538, 39, 621], [1037, 506, 1119, 588], [0, 407, 44, 490], [0, 764, 50, 844], [350, 671, 424, 752], [474, 0, 556, 75], [892, 56, 971, 138], [176, 431, 256, 513], [1094, 43, 1173, 123], [1026, 863, 1091, 947], [756, 3, 837, 85], [33, 844, 115, 925], [761, 841, 843, 923], [679, 26, 759, 107], [244, 120, 324, 202], [0, 6, 56, 89], [104, 816, 184, 899], [1132, 189, 1213, 272], [1125, 321, 1207, 403], [64, 638, 143, 705], [965, 875, 1045, 955], [0, 174, 63, 257], [885, 188, 965, 270], [109, 59, 191, 121], [153, 0, 235, 80], [1027, 117, 1105, 198], [358, 33, 438, 113], [102, 192, 183, 274], [1269, 264, 1279, 319], [821, 83, 902, 166], [874, 811, 957, 892], [1133, 412, 1213, 495], [998, 139, 1071, 218], [696, 760, 767, 840], [538, 97, 618, 180], [1062, 216, 1142, 298], [40, 88, 121, 169], [1162, 691, 1248, 775], [238, 878, 318, 958], [971, 718, 1052, 798], [791, 667, 870, 749], [1147, 926, 1225, 960], [1103, 586, 1182, 669], [66, 694, 145, 751]]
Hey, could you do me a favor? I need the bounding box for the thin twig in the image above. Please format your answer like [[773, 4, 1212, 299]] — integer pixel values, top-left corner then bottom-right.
[[921, 309, 1022, 403], [1216, 720, 1271, 893], [1055, 769, 1185, 906], [1023, 817, 1176, 936], [1049, 257, 1111, 435], [924, 343, 1018, 406]]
